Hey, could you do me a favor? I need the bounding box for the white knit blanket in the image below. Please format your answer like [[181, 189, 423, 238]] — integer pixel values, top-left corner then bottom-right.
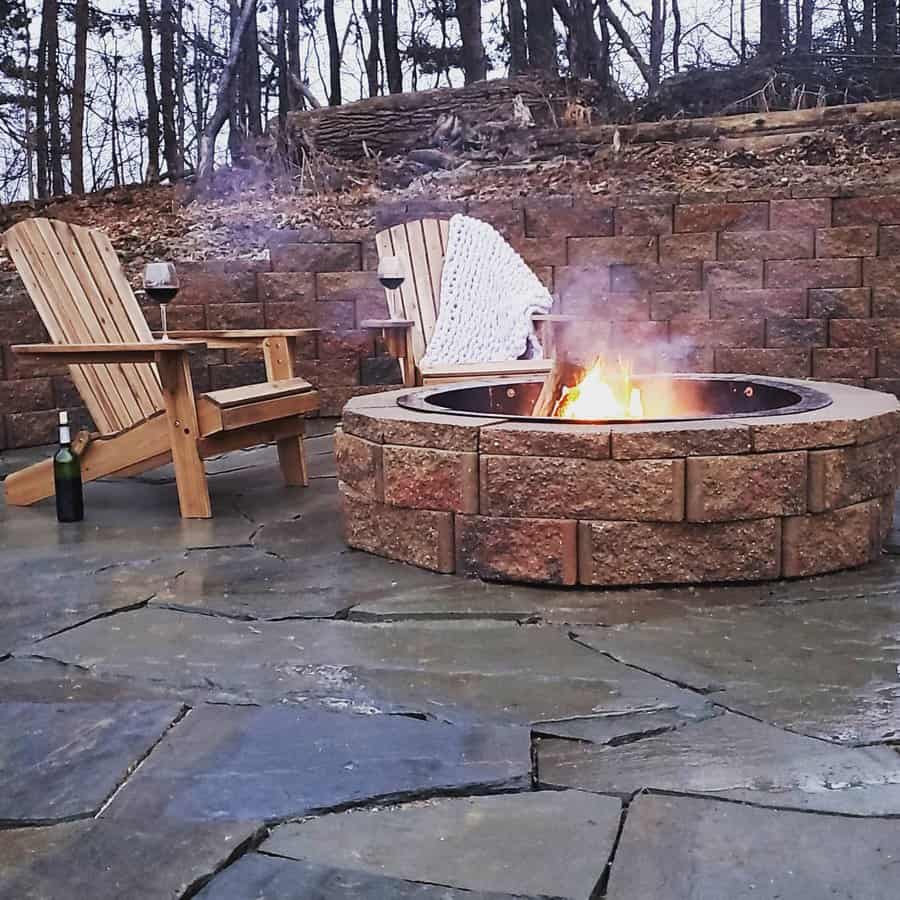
[[420, 214, 553, 367]]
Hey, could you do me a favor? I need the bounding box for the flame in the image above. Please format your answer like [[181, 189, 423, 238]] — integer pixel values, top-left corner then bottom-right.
[[554, 358, 644, 420]]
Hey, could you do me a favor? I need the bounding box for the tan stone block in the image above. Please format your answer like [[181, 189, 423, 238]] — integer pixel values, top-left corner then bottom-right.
[[480, 422, 611, 459], [480, 455, 685, 521], [718, 230, 813, 260], [333, 429, 383, 499], [340, 485, 454, 573], [709, 289, 806, 319], [383, 445, 478, 512], [770, 198, 831, 229], [782, 500, 881, 577], [568, 235, 658, 266], [577, 518, 781, 586], [812, 349, 876, 379], [808, 439, 897, 512], [674, 202, 768, 233], [650, 291, 709, 320], [766, 258, 861, 289], [702, 260, 763, 291], [615, 205, 673, 236], [808, 287, 871, 318], [342, 406, 498, 451], [750, 416, 858, 452], [815, 226, 877, 258], [455, 515, 577, 585], [612, 262, 701, 293], [686, 452, 807, 521], [714, 348, 811, 377], [879, 493, 895, 539], [659, 232, 716, 262], [610, 421, 751, 459]]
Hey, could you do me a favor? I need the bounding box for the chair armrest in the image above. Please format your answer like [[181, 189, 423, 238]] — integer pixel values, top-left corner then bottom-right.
[[360, 319, 415, 330], [157, 329, 319, 350], [12, 342, 205, 364], [532, 314, 576, 322]]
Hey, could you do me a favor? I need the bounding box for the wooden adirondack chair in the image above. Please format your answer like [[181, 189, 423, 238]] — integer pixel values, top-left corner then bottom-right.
[[3, 218, 319, 519], [363, 218, 570, 386]]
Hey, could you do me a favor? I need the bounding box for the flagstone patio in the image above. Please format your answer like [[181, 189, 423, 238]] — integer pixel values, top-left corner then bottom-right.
[[1, 421, 899, 899]]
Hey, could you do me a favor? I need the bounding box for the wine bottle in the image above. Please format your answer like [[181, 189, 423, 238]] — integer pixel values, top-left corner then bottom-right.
[[54, 411, 84, 523]]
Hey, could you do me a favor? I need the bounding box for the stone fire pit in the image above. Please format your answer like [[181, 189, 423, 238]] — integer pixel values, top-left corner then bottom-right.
[[336, 376, 899, 587]]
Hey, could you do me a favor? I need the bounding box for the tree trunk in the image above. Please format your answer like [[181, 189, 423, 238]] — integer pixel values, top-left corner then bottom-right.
[[605, 2, 653, 86], [276, 0, 289, 125], [160, 0, 181, 177], [197, 0, 257, 184], [457, 0, 487, 83], [70, 0, 88, 194], [526, 0, 558, 75], [177, 0, 186, 162], [876, 0, 897, 53], [381, 0, 402, 92], [759, 0, 784, 58], [797, 0, 814, 52], [362, 0, 380, 96], [597, 0, 611, 87], [244, 8, 262, 134], [671, 0, 682, 72], [839, 0, 858, 49], [36, 6, 48, 199], [508, 0, 528, 74], [138, 0, 161, 182], [324, 0, 342, 104], [560, 0, 603, 80], [862, 0, 875, 51], [287, 0, 302, 106], [649, 0, 664, 90], [44, 0, 65, 195]]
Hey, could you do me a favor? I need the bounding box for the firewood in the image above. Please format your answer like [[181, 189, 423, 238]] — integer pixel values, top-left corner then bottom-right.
[[532, 359, 583, 417]]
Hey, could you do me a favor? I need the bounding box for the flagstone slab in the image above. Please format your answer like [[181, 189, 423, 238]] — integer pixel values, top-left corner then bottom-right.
[[0, 554, 176, 656], [103, 705, 530, 823], [196, 854, 533, 900], [0, 701, 182, 823], [25, 609, 707, 723], [574, 589, 900, 744], [537, 713, 900, 814], [0, 658, 174, 702], [262, 790, 619, 899], [349, 555, 900, 626], [151, 547, 358, 620], [0, 818, 260, 900], [605, 794, 900, 900], [533, 705, 719, 744]]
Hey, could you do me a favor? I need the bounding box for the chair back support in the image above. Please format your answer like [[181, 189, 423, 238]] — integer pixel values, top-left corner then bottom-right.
[[4, 218, 163, 434], [374, 218, 450, 364]]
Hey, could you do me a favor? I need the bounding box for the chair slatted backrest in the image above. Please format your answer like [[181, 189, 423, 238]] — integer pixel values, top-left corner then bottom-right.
[[4, 218, 163, 435], [374, 218, 450, 365]]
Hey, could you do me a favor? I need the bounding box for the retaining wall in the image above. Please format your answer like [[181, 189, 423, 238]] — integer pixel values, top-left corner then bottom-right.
[[3, 186, 900, 448]]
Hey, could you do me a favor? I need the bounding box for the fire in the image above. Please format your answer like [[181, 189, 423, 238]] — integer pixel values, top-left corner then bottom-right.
[[554, 358, 644, 420]]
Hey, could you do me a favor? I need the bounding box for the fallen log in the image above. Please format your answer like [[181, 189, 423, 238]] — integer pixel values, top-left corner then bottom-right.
[[532, 98, 900, 153], [286, 77, 576, 160]]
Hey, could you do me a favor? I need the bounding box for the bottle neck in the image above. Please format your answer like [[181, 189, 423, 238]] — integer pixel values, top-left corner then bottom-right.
[[59, 424, 71, 445]]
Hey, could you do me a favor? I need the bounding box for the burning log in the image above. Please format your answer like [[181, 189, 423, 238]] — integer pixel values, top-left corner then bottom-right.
[[532, 359, 584, 417]]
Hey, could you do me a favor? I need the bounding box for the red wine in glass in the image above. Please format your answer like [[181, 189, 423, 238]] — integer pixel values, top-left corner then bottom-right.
[[377, 256, 405, 318], [143, 262, 179, 340]]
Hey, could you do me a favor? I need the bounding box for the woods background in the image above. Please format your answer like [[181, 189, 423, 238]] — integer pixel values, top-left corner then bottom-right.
[[0, 0, 899, 202]]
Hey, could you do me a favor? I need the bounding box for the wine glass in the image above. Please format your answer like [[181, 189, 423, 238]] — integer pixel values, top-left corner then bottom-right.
[[143, 261, 179, 341], [377, 255, 405, 320]]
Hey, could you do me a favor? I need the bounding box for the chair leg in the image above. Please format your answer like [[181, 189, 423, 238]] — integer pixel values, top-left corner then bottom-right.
[[277, 433, 309, 486], [156, 351, 211, 519], [263, 335, 310, 488]]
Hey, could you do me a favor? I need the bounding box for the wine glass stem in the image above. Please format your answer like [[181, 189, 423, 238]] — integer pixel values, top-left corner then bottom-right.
[[160, 304, 168, 341]]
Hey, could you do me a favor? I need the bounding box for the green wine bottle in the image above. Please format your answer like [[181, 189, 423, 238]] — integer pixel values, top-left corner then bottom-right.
[[54, 411, 84, 523]]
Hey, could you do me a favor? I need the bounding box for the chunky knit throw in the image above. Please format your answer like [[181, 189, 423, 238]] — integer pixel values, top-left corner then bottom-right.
[[420, 214, 554, 367]]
